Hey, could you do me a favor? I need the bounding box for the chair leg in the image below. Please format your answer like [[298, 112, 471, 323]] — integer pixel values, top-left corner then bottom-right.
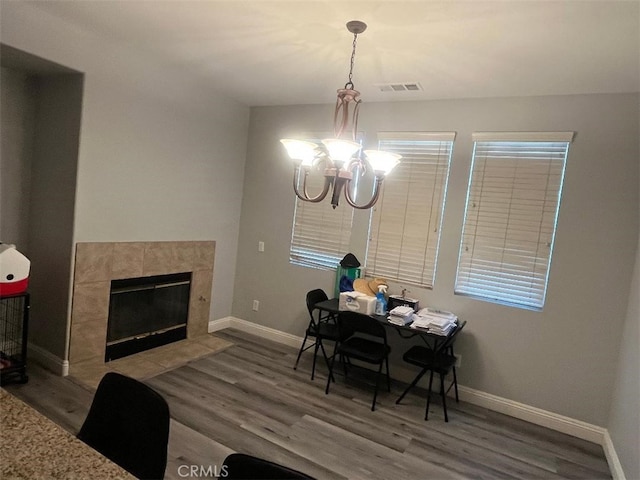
[[396, 369, 427, 405], [342, 354, 349, 378], [318, 339, 335, 381], [425, 370, 435, 421], [293, 332, 310, 370], [452, 366, 459, 402], [318, 339, 331, 365], [325, 348, 338, 395], [440, 372, 449, 422], [327, 341, 339, 383], [311, 337, 320, 380], [385, 356, 391, 392], [371, 362, 383, 411]]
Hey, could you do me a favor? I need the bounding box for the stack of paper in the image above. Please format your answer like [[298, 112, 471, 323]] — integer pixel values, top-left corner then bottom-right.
[[387, 305, 415, 326], [410, 308, 458, 335]]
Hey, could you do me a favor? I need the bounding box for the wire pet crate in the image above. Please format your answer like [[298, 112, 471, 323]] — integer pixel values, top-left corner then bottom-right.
[[0, 293, 29, 385]]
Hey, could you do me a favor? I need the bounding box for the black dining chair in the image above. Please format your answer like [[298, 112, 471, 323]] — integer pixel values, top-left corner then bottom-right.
[[77, 372, 170, 479], [294, 289, 352, 380], [325, 311, 391, 411], [395, 320, 466, 422], [221, 453, 316, 479]]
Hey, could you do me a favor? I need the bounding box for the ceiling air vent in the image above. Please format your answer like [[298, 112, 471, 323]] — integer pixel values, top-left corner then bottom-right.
[[375, 82, 423, 92]]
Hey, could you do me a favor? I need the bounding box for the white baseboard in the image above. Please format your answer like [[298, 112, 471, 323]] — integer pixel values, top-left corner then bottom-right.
[[456, 385, 606, 444], [28, 341, 69, 376], [209, 316, 302, 349], [208, 316, 235, 333], [602, 430, 627, 480], [209, 317, 611, 446]]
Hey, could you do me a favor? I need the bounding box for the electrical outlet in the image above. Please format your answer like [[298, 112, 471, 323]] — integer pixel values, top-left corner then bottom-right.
[[252, 300, 259, 311], [454, 355, 462, 368], [258, 241, 265, 252]]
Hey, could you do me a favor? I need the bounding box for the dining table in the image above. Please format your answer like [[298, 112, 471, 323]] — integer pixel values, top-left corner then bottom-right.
[[313, 297, 459, 353]]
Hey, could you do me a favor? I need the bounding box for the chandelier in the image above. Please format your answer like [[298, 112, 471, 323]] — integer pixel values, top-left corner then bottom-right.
[[280, 20, 401, 209]]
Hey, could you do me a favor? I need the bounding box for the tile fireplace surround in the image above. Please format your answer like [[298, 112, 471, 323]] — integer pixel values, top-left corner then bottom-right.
[[69, 241, 231, 388]]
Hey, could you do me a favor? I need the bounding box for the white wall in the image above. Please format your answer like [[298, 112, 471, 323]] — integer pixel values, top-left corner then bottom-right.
[[1, 3, 250, 357], [234, 93, 639, 428]]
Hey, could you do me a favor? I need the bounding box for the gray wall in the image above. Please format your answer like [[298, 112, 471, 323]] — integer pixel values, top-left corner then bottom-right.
[[28, 74, 83, 360], [0, 67, 35, 251], [234, 93, 639, 429]]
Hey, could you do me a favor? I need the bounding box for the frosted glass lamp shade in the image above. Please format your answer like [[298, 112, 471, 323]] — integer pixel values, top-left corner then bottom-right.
[[364, 150, 401, 174], [321, 138, 361, 166], [280, 139, 317, 167]]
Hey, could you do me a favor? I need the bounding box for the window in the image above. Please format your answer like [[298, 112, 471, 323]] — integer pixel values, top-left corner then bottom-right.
[[455, 132, 573, 310], [289, 138, 355, 270], [366, 132, 455, 287]]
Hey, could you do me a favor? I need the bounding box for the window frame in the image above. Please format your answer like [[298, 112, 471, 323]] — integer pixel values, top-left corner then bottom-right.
[[365, 132, 456, 288], [454, 131, 574, 310]]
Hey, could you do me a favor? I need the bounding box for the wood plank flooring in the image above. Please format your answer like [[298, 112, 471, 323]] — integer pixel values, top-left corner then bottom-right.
[[3, 328, 612, 479]]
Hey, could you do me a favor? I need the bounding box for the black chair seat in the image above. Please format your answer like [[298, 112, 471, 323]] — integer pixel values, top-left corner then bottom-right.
[[403, 345, 456, 374], [340, 337, 391, 364], [308, 322, 350, 342]]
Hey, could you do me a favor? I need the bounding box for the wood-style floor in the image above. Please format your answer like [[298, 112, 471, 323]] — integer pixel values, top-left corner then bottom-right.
[[4, 328, 611, 480]]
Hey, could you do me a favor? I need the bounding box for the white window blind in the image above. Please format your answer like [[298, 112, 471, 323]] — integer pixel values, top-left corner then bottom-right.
[[290, 138, 355, 270], [366, 133, 455, 287], [455, 132, 573, 310]]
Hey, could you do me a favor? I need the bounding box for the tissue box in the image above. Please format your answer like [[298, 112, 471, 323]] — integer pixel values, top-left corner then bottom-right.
[[339, 291, 377, 315], [387, 295, 419, 312]]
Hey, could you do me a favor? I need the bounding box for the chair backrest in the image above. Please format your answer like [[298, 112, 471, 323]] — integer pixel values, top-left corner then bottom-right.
[[77, 372, 170, 480], [222, 453, 315, 479], [338, 311, 387, 343], [306, 289, 329, 317]]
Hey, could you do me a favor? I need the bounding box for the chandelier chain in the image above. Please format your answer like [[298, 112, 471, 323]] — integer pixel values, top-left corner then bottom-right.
[[347, 32, 358, 87]]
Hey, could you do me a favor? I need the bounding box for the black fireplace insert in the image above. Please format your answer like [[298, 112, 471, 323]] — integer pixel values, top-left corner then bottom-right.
[[105, 272, 191, 361]]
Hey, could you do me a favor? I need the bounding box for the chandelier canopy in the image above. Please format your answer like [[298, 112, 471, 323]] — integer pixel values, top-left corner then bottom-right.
[[280, 20, 401, 209]]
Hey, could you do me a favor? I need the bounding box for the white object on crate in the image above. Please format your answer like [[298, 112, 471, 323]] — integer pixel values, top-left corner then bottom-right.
[[338, 291, 377, 315], [0, 244, 30, 295]]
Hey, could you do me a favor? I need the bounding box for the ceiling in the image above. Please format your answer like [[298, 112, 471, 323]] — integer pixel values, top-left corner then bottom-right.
[[23, 1, 640, 107]]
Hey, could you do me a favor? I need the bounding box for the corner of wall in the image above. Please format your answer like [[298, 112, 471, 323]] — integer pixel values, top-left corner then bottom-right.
[[28, 341, 69, 376]]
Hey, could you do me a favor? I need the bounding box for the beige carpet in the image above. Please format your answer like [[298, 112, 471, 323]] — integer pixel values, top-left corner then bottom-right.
[[68, 334, 233, 390]]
